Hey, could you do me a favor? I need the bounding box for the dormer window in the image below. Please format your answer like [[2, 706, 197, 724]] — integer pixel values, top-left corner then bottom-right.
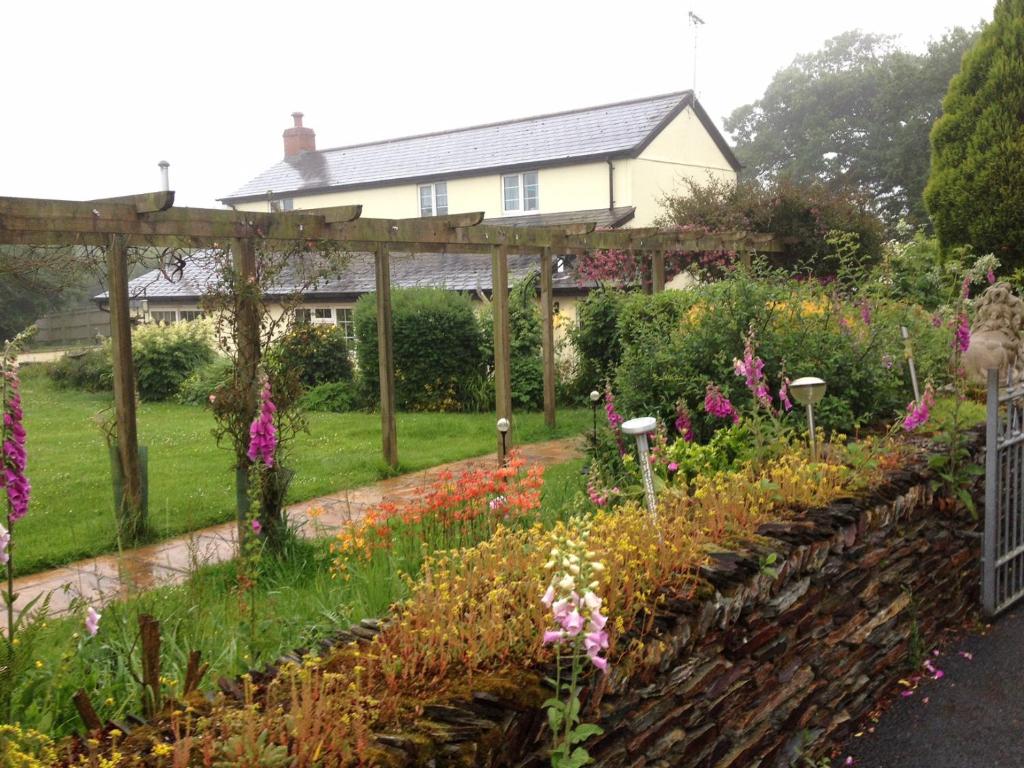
[[502, 171, 539, 213], [419, 182, 448, 217]]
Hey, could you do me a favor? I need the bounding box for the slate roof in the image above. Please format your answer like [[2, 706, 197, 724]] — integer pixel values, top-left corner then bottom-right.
[[100, 251, 584, 304], [482, 206, 635, 229], [221, 91, 739, 203]]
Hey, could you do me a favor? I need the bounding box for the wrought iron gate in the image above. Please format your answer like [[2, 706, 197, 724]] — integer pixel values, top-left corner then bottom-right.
[[984, 368, 1024, 615]]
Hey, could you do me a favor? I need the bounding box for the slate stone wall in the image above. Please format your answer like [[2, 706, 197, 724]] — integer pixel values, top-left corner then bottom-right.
[[370, 453, 980, 767]]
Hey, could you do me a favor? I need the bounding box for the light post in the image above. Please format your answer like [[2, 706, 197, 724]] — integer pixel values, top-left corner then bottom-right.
[[790, 377, 827, 462], [901, 325, 922, 403], [496, 417, 510, 467], [622, 416, 658, 518], [589, 389, 601, 444]]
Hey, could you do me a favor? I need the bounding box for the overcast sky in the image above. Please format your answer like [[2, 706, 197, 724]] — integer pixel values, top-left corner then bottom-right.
[[1, 0, 994, 208]]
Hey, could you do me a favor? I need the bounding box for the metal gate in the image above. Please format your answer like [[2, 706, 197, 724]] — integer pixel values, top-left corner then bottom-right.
[[984, 368, 1024, 615]]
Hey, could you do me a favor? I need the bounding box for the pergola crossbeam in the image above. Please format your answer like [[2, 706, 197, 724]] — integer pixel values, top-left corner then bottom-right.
[[0, 190, 783, 472]]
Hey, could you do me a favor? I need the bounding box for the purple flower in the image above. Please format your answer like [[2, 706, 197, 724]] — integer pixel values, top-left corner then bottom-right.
[[988, 269, 996, 285], [1, 374, 30, 523], [246, 380, 278, 467], [542, 629, 565, 645], [704, 384, 739, 424], [603, 387, 627, 455], [674, 403, 694, 442], [931, 313, 943, 328], [667, 461, 679, 473], [954, 313, 970, 354], [251, 519, 262, 535], [778, 378, 793, 412], [903, 385, 936, 432], [961, 276, 971, 299], [0, 523, 9, 566], [85, 606, 101, 637], [859, 300, 871, 325]]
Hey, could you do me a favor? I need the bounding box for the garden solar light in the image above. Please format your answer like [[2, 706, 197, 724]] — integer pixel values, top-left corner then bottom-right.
[[790, 377, 827, 461], [589, 390, 601, 444], [496, 417, 510, 466], [621, 416, 658, 518]]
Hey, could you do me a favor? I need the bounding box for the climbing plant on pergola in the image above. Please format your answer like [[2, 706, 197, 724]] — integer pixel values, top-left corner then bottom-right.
[[0, 190, 781, 541]]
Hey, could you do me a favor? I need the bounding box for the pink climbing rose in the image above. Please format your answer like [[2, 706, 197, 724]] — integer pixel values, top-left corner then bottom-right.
[[247, 380, 278, 467]]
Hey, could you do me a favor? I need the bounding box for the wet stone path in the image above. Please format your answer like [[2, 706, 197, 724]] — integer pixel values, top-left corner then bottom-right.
[[3, 437, 580, 629], [838, 603, 1024, 768]]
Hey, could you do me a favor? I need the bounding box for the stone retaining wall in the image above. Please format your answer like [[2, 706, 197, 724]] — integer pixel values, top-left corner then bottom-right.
[[369, 454, 980, 767]]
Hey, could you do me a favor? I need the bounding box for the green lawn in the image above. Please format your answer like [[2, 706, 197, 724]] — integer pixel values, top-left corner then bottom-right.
[[14, 369, 588, 575]]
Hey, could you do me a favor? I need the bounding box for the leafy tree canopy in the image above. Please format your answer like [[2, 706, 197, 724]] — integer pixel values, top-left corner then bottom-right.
[[925, 0, 1024, 266], [726, 27, 980, 229]]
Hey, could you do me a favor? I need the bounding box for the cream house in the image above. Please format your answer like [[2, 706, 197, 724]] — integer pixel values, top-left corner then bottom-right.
[[114, 92, 739, 340], [220, 90, 739, 228]]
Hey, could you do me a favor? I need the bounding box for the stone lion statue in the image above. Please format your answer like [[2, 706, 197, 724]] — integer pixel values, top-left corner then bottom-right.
[[963, 281, 1024, 385]]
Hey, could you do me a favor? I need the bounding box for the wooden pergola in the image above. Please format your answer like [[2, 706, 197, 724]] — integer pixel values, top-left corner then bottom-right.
[[0, 190, 782, 514]]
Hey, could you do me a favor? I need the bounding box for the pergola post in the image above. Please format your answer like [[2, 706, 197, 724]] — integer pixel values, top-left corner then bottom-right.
[[375, 244, 398, 469], [107, 234, 147, 542], [540, 247, 556, 428], [652, 250, 666, 293], [492, 245, 513, 462], [232, 237, 261, 542]]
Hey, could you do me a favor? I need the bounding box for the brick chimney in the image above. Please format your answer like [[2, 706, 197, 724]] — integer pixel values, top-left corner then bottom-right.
[[283, 112, 316, 157]]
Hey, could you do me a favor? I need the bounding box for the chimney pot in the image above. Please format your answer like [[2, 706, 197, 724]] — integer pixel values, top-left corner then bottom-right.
[[283, 112, 316, 158]]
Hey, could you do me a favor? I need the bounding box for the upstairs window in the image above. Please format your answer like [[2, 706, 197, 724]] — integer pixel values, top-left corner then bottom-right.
[[268, 197, 294, 213], [502, 171, 539, 213], [419, 182, 448, 217]]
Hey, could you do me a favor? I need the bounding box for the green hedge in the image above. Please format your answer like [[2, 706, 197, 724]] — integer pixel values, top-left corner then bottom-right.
[[480, 278, 545, 410], [354, 288, 485, 411], [267, 324, 353, 388], [604, 273, 952, 437]]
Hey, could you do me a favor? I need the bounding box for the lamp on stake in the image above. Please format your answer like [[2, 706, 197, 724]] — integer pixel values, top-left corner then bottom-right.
[[789, 377, 827, 462], [621, 416, 658, 518], [589, 389, 601, 445], [496, 417, 510, 467]]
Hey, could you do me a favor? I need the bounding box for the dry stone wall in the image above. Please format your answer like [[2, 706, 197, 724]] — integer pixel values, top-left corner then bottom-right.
[[369, 449, 980, 767]]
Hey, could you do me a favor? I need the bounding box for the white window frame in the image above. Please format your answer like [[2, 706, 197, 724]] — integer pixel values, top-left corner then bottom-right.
[[268, 197, 294, 213], [418, 182, 448, 217], [312, 307, 335, 326], [336, 308, 356, 344], [148, 309, 202, 324], [501, 171, 539, 213]]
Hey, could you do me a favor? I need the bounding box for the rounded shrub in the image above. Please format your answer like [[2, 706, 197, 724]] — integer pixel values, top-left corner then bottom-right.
[[355, 288, 485, 411], [48, 347, 113, 392], [132, 320, 215, 401], [267, 324, 353, 389], [176, 357, 234, 405], [298, 380, 361, 413]]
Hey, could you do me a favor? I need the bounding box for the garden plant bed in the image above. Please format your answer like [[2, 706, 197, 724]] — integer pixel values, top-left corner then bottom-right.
[[45, 434, 983, 768], [321, 441, 980, 766]]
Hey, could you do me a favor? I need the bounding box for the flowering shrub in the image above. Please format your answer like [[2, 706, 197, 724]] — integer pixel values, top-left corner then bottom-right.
[[334, 453, 544, 584]]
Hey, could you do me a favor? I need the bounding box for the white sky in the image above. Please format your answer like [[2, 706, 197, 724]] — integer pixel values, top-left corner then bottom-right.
[[1, 0, 994, 208]]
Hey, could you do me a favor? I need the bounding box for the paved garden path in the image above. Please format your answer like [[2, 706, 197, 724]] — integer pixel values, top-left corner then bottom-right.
[[839, 603, 1024, 768], [3, 437, 580, 629]]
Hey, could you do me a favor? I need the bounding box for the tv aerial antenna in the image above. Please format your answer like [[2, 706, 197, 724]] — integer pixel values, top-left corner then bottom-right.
[[688, 10, 705, 95]]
